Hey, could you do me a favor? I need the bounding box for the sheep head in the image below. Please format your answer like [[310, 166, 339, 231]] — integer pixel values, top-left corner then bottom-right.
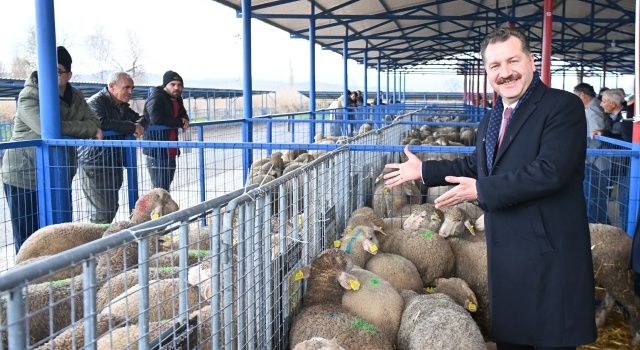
[[432, 277, 478, 313], [438, 206, 474, 238], [299, 249, 360, 306], [130, 188, 179, 224]]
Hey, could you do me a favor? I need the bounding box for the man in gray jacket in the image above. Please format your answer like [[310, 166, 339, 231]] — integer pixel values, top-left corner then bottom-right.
[[574, 82, 610, 224], [2, 46, 102, 252], [78, 72, 147, 224]]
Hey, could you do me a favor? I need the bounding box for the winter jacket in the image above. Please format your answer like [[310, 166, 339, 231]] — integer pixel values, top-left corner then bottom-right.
[[78, 87, 147, 168], [1, 72, 100, 189], [142, 86, 188, 159]]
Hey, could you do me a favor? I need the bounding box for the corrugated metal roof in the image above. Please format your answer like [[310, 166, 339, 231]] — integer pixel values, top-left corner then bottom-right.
[[212, 0, 635, 75]]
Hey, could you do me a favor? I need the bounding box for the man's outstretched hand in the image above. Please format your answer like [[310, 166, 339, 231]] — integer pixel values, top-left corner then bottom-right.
[[383, 145, 422, 188]]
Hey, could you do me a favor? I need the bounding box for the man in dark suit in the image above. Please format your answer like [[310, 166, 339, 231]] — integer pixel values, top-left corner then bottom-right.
[[384, 28, 596, 349]]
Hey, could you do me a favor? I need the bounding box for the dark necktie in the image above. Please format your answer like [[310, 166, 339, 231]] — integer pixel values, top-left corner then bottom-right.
[[498, 107, 513, 147]]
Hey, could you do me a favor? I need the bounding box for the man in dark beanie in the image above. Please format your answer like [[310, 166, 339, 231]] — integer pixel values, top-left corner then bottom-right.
[[57, 45, 72, 72], [143, 70, 189, 191], [2, 45, 102, 252]]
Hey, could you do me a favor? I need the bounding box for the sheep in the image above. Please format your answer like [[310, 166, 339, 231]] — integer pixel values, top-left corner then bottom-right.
[[35, 313, 124, 350], [442, 219, 491, 336], [290, 303, 393, 350], [96, 267, 179, 310], [364, 252, 423, 293], [1, 277, 86, 347], [397, 290, 485, 350], [295, 153, 314, 163], [96, 188, 179, 280], [160, 225, 213, 251], [397, 228, 455, 286], [148, 249, 210, 268], [341, 267, 404, 344], [16, 223, 109, 264], [290, 249, 393, 349], [336, 225, 380, 268], [428, 277, 479, 313], [346, 206, 386, 230], [293, 337, 346, 350], [100, 278, 200, 324], [402, 203, 443, 232], [589, 223, 640, 345], [358, 123, 373, 135], [372, 179, 422, 218], [95, 321, 177, 350]]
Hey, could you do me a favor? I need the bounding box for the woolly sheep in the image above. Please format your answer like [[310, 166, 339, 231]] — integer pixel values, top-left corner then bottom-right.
[[397, 291, 485, 350], [337, 225, 380, 268], [293, 337, 346, 350], [96, 267, 179, 310], [364, 252, 422, 293], [95, 321, 176, 350], [341, 267, 404, 343], [590, 223, 640, 345], [161, 226, 213, 251], [35, 313, 124, 350], [398, 228, 455, 286], [148, 249, 210, 268], [429, 277, 479, 313], [372, 179, 422, 218], [445, 230, 491, 336], [100, 278, 200, 324], [299, 249, 359, 306], [4, 277, 85, 346], [346, 206, 386, 230], [402, 203, 443, 232], [290, 303, 393, 350], [16, 223, 109, 264], [96, 188, 179, 280]]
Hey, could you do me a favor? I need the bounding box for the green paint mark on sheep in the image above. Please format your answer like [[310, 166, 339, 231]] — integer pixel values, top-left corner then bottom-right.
[[96, 223, 111, 229], [51, 278, 72, 288], [159, 266, 176, 273], [368, 277, 381, 287], [189, 250, 209, 258], [420, 230, 434, 239], [352, 318, 377, 333], [342, 228, 363, 254]]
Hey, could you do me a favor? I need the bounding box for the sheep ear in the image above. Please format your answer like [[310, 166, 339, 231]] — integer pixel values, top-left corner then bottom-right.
[[361, 239, 378, 255], [150, 206, 163, 220], [464, 220, 476, 235], [291, 265, 310, 282], [337, 271, 360, 291]]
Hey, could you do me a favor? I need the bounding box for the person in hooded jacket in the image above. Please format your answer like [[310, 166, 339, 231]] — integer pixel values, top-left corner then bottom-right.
[[2, 46, 102, 252]]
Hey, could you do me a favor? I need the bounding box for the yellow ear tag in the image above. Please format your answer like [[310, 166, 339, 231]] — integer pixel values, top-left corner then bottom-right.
[[369, 243, 378, 254], [150, 210, 161, 220], [344, 226, 353, 235], [425, 286, 436, 294], [383, 187, 390, 194], [466, 301, 477, 312], [297, 214, 303, 225], [333, 240, 342, 248], [349, 279, 360, 291], [292, 269, 305, 281]]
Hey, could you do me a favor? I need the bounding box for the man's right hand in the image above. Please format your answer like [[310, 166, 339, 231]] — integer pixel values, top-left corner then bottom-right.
[[95, 128, 103, 140], [383, 145, 423, 188]]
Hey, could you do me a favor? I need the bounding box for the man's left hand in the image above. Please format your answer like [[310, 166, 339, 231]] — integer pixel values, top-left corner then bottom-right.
[[434, 176, 477, 209]]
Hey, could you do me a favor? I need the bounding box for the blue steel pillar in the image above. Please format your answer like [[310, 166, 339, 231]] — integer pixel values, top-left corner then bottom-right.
[[309, 2, 316, 141], [241, 0, 253, 181], [363, 44, 368, 107], [342, 28, 349, 136], [35, 0, 72, 225]]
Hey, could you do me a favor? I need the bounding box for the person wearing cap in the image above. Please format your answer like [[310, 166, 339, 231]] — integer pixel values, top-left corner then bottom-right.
[[78, 71, 147, 224], [1, 46, 102, 252], [142, 70, 190, 191]]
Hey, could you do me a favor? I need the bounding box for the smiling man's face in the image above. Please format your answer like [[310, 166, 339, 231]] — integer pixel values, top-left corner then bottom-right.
[[484, 36, 536, 106]]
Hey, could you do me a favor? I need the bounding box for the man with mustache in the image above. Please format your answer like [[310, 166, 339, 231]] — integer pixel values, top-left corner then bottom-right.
[[384, 28, 596, 349]]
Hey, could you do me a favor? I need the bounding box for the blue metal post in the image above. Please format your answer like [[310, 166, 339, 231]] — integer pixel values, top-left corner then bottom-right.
[[386, 65, 390, 104], [363, 44, 368, 107], [342, 28, 349, 135], [309, 2, 316, 141], [197, 127, 206, 226], [628, 143, 640, 235], [241, 0, 253, 181], [35, 0, 71, 224], [124, 142, 139, 213]]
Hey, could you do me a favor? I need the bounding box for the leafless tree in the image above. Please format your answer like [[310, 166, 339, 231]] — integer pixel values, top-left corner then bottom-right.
[[85, 26, 112, 81], [119, 31, 146, 83], [10, 56, 32, 79]]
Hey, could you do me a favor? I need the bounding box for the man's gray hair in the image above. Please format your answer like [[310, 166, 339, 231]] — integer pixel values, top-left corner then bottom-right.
[[108, 71, 133, 86], [601, 89, 625, 107]]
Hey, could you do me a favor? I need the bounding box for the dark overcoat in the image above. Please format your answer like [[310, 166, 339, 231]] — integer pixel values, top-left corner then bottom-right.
[[422, 83, 597, 346]]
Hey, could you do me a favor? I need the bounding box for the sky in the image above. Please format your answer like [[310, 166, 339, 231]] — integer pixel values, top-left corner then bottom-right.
[[0, 0, 634, 94]]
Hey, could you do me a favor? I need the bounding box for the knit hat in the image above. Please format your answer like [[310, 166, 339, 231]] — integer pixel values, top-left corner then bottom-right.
[[57, 46, 72, 72], [162, 70, 183, 87]]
